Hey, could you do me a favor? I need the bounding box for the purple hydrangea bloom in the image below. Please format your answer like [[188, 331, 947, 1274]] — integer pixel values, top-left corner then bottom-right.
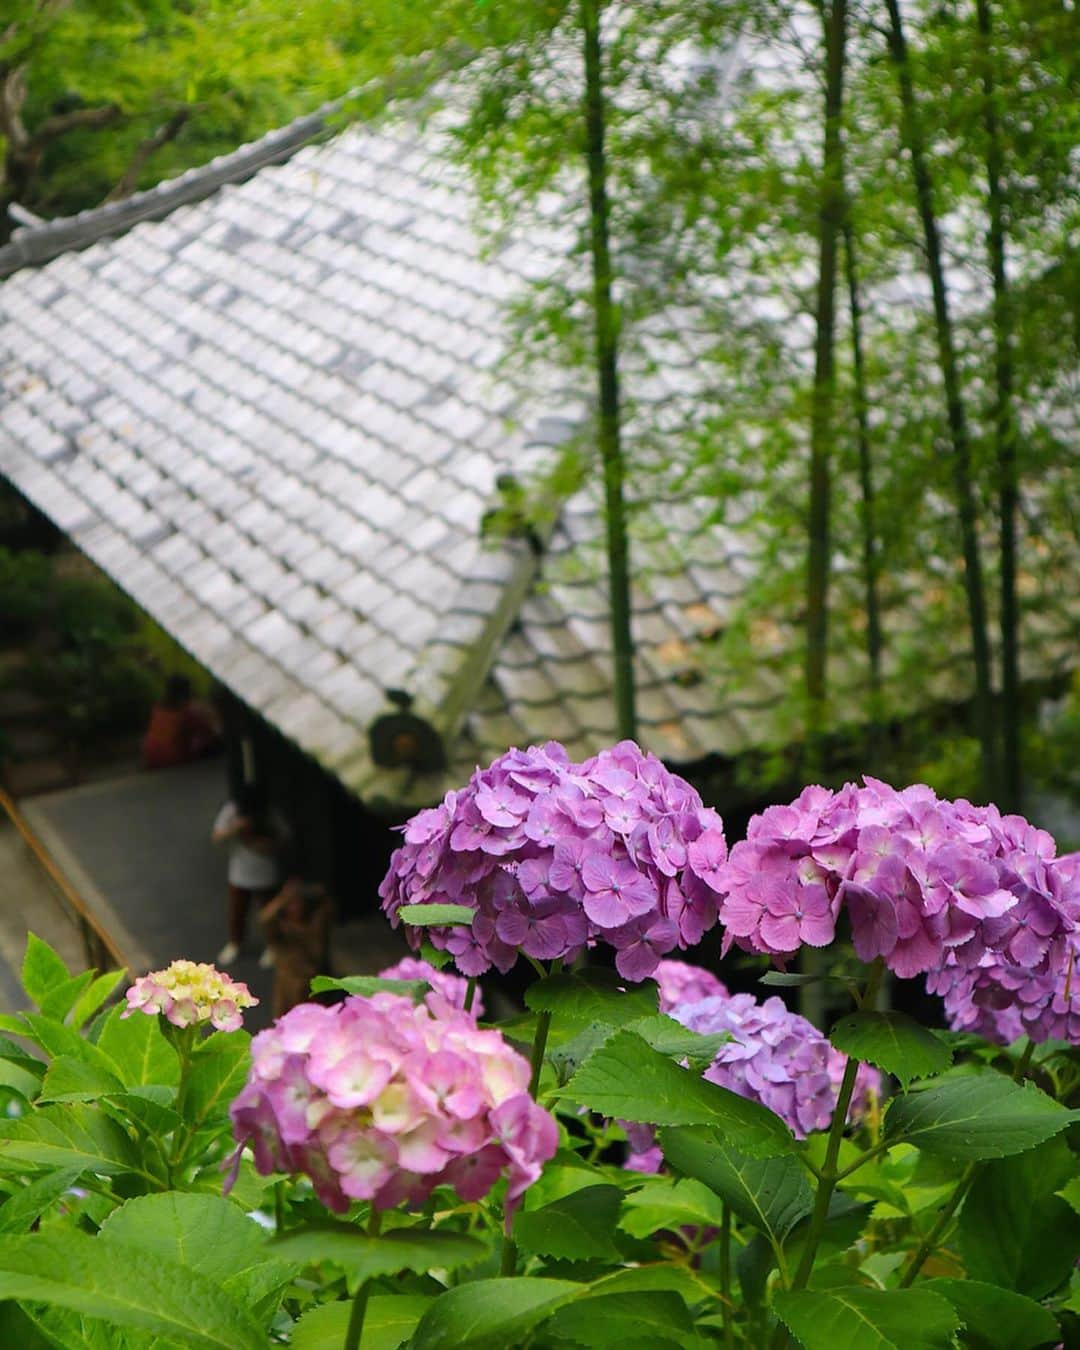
[[653, 958, 728, 1013], [380, 741, 726, 981], [226, 991, 556, 1218], [712, 778, 1080, 1045]]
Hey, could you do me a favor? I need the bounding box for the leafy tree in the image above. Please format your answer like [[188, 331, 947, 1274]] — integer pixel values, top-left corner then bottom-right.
[[0, 0, 375, 232]]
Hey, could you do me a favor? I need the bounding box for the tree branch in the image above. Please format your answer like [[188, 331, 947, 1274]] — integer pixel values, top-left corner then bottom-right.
[[105, 105, 189, 202], [34, 101, 121, 145]]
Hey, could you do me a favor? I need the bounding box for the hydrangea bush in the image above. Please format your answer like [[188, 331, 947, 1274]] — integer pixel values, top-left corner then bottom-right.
[[0, 746, 1075, 1350]]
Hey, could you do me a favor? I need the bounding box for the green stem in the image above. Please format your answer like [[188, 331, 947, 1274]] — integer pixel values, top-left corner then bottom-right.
[[772, 962, 884, 1347], [720, 1202, 734, 1350], [898, 1163, 977, 1288], [1013, 1037, 1034, 1082], [274, 1180, 285, 1234], [528, 958, 562, 1099], [464, 977, 477, 1015], [500, 1235, 518, 1277], [344, 1209, 382, 1350]]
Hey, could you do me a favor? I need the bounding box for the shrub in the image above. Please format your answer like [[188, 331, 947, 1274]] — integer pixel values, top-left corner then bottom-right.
[[0, 746, 1074, 1350]]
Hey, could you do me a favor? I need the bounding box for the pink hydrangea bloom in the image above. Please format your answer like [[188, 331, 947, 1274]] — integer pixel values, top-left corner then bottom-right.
[[227, 991, 556, 1219], [380, 740, 726, 981], [123, 960, 256, 1032], [377, 956, 483, 1017], [712, 778, 1080, 1045]]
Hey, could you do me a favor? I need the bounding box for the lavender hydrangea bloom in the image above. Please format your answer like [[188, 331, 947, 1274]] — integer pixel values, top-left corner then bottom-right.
[[227, 991, 556, 1218], [380, 740, 726, 981], [623, 980, 880, 1168], [712, 778, 1080, 1045]]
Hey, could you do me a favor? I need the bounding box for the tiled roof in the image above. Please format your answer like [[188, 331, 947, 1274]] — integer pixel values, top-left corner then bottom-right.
[[1, 101, 1077, 808]]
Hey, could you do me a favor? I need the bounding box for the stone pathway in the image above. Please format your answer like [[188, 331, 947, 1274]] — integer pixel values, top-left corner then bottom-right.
[[0, 817, 86, 1009]]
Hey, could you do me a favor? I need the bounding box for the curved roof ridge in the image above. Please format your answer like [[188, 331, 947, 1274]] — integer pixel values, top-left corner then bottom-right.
[[0, 48, 470, 280]]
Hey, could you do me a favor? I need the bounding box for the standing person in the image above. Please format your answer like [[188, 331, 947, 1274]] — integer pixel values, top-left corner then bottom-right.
[[260, 876, 333, 1017], [141, 674, 220, 770], [211, 782, 288, 967]]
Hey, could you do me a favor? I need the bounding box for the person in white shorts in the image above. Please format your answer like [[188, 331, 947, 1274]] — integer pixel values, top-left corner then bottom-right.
[[211, 781, 289, 967]]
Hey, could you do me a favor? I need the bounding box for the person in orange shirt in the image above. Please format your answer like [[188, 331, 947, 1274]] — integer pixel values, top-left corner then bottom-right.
[[141, 675, 220, 770]]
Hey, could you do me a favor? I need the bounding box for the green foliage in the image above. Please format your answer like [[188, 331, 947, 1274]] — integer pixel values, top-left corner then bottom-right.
[[828, 1011, 953, 1089], [773, 1286, 961, 1349], [560, 1028, 795, 1154], [0, 547, 50, 638], [883, 1073, 1077, 1160], [0, 932, 1074, 1348], [396, 903, 477, 927]]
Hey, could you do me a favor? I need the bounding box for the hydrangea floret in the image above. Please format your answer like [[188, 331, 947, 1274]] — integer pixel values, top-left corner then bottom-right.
[[713, 778, 1080, 1044], [379, 740, 727, 981], [377, 955, 484, 1016], [122, 959, 257, 1032], [227, 990, 557, 1217]]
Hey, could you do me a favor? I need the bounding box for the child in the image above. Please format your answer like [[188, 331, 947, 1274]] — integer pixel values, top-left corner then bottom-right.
[[260, 876, 333, 1017]]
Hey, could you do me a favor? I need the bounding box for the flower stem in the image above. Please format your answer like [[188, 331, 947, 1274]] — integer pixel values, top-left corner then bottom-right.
[[528, 1010, 553, 1099], [464, 977, 477, 1014], [527, 958, 562, 1099], [344, 1209, 382, 1350], [500, 1235, 518, 1277], [720, 1202, 735, 1350], [770, 960, 884, 1348], [1013, 1037, 1034, 1082], [898, 1162, 977, 1287]]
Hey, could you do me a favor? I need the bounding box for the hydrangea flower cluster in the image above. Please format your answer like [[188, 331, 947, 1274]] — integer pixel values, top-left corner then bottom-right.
[[712, 778, 1080, 1044], [123, 959, 257, 1032], [227, 991, 556, 1216], [653, 958, 728, 1013], [380, 740, 727, 981], [625, 978, 881, 1169], [377, 956, 484, 1017]]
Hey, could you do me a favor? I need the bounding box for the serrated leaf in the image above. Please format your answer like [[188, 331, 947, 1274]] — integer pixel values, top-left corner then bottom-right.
[[21, 935, 71, 1009], [0, 1229, 265, 1349], [0, 1103, 147, 1180], [309, 975, 429, 1000], [178, 1030, 250, 1136], [760, 972, 853, 989], [660, 1126, 813, 1245], [100, 1193, 279, 1292], [772, 1286, 960, 1349], [67, 970, 126, 1032], [922, 1279, 1060, 1349], [18, 1014, 124, 1079], [1059, 1175, 1080, 1216], [291, 1294, 432, 1350], [884, 1074, 1077, 1160], [525, 970, 658, 1034], [545, 1290, 693, 1348], [559, 1030, 794, 1157], [39, 1055, 124, 1102], [95, 1005, 178, 1088], [958, 1137, 1080, 1298], [619, 1176, 727, 1238], [0, 1167, 84, 1234], [39, 970, 97, 1023], [828, 1011, 951, 1089], [515, 1184, 622, 1261], [625, 1014, 730, 1069], [272, 1223, 485, 1293], [104, 1087, 182, 1139], [411, 1277, 581, 1350], [0, 1057, 43, 1100], [398, 904, 475, 927]]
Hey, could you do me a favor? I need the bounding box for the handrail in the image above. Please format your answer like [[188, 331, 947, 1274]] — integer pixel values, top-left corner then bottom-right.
[[0, 785, 128, 975]]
